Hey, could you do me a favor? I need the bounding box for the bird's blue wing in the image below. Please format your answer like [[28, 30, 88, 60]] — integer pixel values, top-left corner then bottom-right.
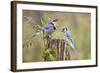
[[67, 36, 74, 44], [43, 24, 53, 31], [63, 31, 75, 49], [43, 26, 49, 30], [66, 31, 74, 48]]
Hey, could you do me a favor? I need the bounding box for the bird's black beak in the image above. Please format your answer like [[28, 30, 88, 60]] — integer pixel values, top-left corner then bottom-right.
[[61, 28, 64, 32]]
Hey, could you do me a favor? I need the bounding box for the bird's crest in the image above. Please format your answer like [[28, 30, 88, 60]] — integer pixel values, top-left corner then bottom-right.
[[62, 26, 68, 32], [52, 19, 58, 22]]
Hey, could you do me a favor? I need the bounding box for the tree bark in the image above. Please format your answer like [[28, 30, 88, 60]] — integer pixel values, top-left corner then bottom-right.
[[44, 39, 71, 61]]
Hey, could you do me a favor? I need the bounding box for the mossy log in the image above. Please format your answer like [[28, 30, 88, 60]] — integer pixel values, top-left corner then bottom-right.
[[44, 39, 71, 61]]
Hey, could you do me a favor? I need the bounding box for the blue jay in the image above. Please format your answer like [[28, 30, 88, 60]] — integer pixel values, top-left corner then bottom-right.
[[42, 19, 58, 37], [32, 19, 58, 37], [62, 27, 75, 49]]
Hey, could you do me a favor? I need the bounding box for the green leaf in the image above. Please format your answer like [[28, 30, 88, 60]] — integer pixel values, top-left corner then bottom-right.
[[50, 48, 56, 57], [41, 18, 48, 26], [32, 26, 41, 31], [42, 50, 47, 55], [32, 31, 41, 37], [49, 54, 55, 61], [42, 48, 56, 61]]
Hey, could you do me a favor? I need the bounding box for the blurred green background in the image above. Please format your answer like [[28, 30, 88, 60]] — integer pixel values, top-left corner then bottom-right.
[[23, 10, 91, 62]]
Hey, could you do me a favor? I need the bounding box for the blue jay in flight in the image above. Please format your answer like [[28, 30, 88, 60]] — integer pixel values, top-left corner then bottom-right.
[[62, 27, 75, 49], [42, 19, 58, 37]]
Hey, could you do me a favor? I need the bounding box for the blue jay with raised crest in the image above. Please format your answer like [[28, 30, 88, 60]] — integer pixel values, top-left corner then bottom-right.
[[42, 19, 58, 37], [62, 27, 75, 49], [32, 19, 58, 37]]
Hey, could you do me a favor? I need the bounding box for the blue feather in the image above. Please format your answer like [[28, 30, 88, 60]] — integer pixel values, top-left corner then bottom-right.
[[65, 31, 75, 49], [42, 23, 55, 36]]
